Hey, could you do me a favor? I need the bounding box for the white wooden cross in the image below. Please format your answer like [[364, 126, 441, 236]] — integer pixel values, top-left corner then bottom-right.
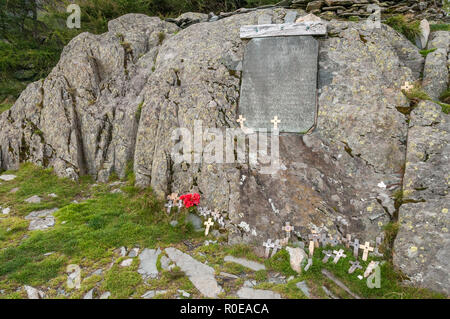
[[211, 210, 221, 221], [280, 237, 289, 246], [308, 240, 315, 257], [348, 261, 363, 274], [204, 218, 214, 236], [263, 239, 274, 258], [343, 234, 351, 248], [401, 81, 414, 92], [304, 258, 313, 272], [176, 200, 183, 211], [322, 250, 333, 263], [364, 261, 379, 278], [309, 232, 320, 248], [319, 233, 329, 247], [329, 236, 339, 247], [164, 200, 173, 214], [332, 249, 347, 264], [282, 222, 294, 238], [237, 115, 246, 129], [360, 241, 374, 261], [350, 238, 360, 258], [271, 116, 281, 130], [167, 193, 179, 201], [198, 207, 210, 218], [271, 239, 282, 257]]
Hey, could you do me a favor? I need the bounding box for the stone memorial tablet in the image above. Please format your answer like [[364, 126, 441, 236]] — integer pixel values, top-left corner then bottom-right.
[[238, 36, 319, 133]]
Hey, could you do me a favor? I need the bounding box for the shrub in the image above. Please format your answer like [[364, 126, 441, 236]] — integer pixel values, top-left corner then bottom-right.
[[385, 15, 421, 44]]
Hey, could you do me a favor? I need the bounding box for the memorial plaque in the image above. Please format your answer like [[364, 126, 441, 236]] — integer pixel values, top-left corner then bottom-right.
[[238, 36, 318, 133]]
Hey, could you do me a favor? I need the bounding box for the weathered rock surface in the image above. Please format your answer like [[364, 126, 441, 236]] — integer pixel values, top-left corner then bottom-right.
[[24, 285, 45, 299], [0, 174, 16, 181], [138, 248, 161, 278], [286, 247, 307, 273], [423, 31, 449, 100], [0, 7, 448, 295], [393, 101, 450, 296], [166, 247, 222, 298]]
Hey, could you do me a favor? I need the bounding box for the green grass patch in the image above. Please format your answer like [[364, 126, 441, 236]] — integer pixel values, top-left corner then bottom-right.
[[265, 249, 297, 277], [0, 102, 13, 114], [385, 15, 421, 44], [419, 47, 437, 57], [430, 24, 450, 32], [0, 163, 198, 289]]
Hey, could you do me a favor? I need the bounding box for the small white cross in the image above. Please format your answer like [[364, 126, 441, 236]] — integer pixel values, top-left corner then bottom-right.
[[282, 222, 294, 238], [237, 115, 246, 129], [348, 260, 362, 274], [204, 218, 214, 236], [176, 200, 183, 211], [308, 240, 315, 257], [271, 239, 282, 257], [360, 241, 374, 261], [332, 249, 347, 264], [263, 239, 274, 258], [304, 258, 313, 272], [164, 200, 173, 214], [350, 238, 360, 258], [343, 234, 351, 248], [364, 261, 379, 278], [270, 116, 281, 130], [322, 250, 333, 263], [401, 81, 414, 92]]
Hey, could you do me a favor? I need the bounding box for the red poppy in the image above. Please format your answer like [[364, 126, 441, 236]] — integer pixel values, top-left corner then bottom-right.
[[179, 193, 200, 208]]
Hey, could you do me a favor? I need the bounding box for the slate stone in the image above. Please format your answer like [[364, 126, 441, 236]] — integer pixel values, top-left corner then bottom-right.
[[296, 281, 311, 298], [238, 36, 318, 133], [0, 174, 16, 181], [24, 195, 42, 204], [186, 213, 203, 232], [138, 248, 161, 278], [236, 287, 282, 299], [165, 247, 222, 298], [141, 290, 167, 299], [224, 255, 266, 271], [99, 292, 111, 299], [284, 10, 298, 24]]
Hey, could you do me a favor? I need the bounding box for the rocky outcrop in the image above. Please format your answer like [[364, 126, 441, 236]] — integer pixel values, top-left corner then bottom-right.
[[0, 7, 448, 294], [393, 101, 450, 296]]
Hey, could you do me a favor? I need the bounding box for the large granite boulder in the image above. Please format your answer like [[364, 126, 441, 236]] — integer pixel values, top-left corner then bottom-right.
[[1, 8, 448, 294]]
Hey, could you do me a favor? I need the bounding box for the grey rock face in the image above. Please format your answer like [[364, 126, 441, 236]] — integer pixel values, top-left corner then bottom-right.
[[165, 247, 222, 298], [393, 101, 450, 296], [0, 9, 446, 295], [24, 195, 42, 204], [0, 14, 178, 181], [24, 285, 45, 299], [296, 281, 311, 298], [138, 248, 161, 279], [423, 32, 449, 100]]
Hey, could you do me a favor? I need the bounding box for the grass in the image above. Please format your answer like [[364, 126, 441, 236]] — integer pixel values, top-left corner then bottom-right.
[[402, 83, 450, 114], [0, 163, 199, 297], [0, 164, 446, 299], [430, 24, 450, 32], [0, 102, 13, 114], [385, 15, 421, 44], [419, 47, 437, 57]]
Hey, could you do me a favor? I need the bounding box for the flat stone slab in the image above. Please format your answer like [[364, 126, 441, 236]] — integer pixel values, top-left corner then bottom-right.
[[166, 247, 222, 298], [238, 36, 319, 133], [138, 248, 161, 279], [224, 255, 266, 271], [141, 290, 167, 299], [25, 208, 58, 231], [0, 174, 16, 181], [236, 287, 281, 299], [24, 195, 42, 204]]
